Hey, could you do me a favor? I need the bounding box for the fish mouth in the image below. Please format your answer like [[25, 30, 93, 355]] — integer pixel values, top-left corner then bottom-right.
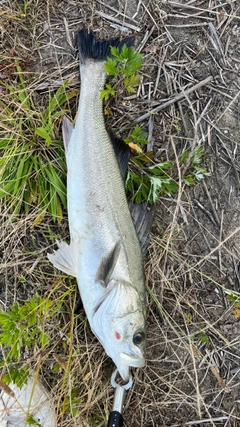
[[117, 353, 145, 381], [120, 352, 145, 368]]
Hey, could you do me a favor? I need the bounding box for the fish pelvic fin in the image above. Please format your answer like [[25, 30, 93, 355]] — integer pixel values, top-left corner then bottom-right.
[[47, 239, 78, 277], [77, 29, 135, 64], [62, 115, 74, 152], [95, 241, 121, 286]]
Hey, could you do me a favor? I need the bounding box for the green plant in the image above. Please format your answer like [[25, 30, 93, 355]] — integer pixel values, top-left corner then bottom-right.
[[172, 111, 182, 133], [126, 154, 178, 204], [180, 146, 211, 185], [0, 62, 76, 222], [226, 292, 240, 306], [124, 123, 148, 153], [100, 45, 210, 204], [0, 293, 62, 386], [61, 388, 82, 417], [226, 291, 240, 318], [197, 330, 210, 344], [100, 45, 143, 101], [124, 126, 210, 204], [190, 323, 210, 344]]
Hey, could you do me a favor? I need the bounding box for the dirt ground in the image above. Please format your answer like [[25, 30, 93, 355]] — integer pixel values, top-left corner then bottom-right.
[[0, 0, 240, 426]]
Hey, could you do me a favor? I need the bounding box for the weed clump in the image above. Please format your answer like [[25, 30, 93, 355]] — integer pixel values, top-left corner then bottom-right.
[[101, 46, 210, 204], [0, 65, 73, 223]]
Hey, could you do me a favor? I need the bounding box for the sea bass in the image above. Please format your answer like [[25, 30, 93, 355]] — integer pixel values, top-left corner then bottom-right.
[[48, 29, 147, 381]]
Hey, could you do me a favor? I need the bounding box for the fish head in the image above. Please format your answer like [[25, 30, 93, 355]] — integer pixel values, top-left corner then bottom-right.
[[110, 313, 146, 381], [92, 280, 146, 382]]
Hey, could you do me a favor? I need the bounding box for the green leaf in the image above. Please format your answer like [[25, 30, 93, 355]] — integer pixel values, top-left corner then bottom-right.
[[198, 331, 210, 344], [104, 58, 118, 76], [179, 151, 190, 165], [121, 61, 142, 76], [149, 176, 178, 202], [124, 125, 148, 147], [39, 331, 50, 347], [124, 74, 140, 87], [194, 167, 211, 180], [26, 415, 42, 426], [43, 80, 68, 123], [192, 146, 204, 166], [183, 175, 195, 186], [148, 161, 173, 174], [110, 46, 121, 60], [119, 44, 130, 60], [35, 127, 52, 146], [3, 366, 29, 388], [126, 86, 136, 94], [100, 84, 116, 101], [119, 45, 142, 65]]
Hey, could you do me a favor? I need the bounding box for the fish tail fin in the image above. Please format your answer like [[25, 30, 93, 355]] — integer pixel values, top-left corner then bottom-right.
[[77, 29, 135, 64]]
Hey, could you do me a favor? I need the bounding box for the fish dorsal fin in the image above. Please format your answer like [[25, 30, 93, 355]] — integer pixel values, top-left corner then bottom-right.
[[95, 241, 121, 286], [47, 239, 78, 277], [109, 131, 130, 180], [62, 115, 74, 152], [129, 203, 154, 257]]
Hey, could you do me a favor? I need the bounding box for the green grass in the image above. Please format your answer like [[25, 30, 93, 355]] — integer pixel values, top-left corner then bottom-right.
[[0, 63, 76, 223]]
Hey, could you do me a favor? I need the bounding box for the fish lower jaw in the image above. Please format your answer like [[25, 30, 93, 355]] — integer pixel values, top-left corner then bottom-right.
[[120, 352, 145, 368], [117, 353, 145, 381]]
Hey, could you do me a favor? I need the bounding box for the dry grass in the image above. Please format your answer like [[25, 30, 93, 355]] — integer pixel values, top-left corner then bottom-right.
[[0, 0, 240, 426]]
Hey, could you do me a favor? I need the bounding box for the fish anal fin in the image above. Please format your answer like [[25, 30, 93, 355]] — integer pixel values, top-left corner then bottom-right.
[[129, 203, 154, 257], [62, 115, 74, 152], [95, 241, 121, 286], [47, 239, 78, 277]]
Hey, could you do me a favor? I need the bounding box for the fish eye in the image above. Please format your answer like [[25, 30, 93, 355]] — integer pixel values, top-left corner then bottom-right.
[[133, 330, 145, 345]]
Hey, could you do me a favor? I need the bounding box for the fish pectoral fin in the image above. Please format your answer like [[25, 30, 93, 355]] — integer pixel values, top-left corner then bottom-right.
[[62, 115, 74, 152], [95, 241, 121, 286], [47, 239, 78, 277]]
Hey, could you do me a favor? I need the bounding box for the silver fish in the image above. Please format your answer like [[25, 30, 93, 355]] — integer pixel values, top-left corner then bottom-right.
[[48, 30, 147, 381]]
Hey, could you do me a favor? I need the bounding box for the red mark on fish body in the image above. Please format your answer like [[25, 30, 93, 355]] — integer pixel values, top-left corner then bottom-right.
[[115, 331, 121, 340]]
